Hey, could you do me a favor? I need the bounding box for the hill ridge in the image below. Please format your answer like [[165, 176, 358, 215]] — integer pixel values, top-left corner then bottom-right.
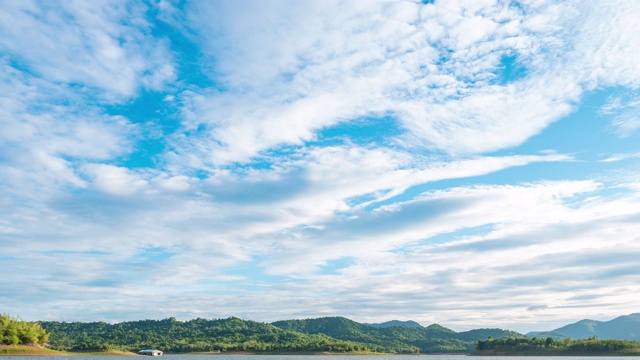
[[527, 313, 640, 341], [271, 316, 521, 353], [365, 320, 423, 328]]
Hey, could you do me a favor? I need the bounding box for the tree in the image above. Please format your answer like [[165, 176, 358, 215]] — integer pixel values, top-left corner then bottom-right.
[[0, 314, 50, 345]]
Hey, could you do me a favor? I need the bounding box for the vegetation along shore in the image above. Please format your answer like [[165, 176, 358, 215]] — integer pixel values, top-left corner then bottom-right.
[[3, 313, 640, 356], [475, 337, 640, 356]]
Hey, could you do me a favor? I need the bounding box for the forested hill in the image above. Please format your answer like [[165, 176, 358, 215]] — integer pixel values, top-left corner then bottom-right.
[[39, 316, 522, 354], [365, 320, 423, 328], [272, 316, 522, 353], [527, 313, 640, 341], [40, 317, 367, 353]]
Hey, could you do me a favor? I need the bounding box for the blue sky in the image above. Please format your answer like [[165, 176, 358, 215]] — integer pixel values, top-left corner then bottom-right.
[[1, 0, 640, 333]]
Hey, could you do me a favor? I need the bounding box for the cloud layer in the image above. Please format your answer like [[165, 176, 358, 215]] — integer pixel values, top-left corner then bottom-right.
[[1, 0, 640, 333]]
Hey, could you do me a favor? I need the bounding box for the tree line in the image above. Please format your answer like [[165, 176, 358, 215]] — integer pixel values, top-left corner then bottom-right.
[[41, 317, 375, 353], [273, 316, 522, 353], [476, 336, 640, 355], [40, 316, 521, 354]]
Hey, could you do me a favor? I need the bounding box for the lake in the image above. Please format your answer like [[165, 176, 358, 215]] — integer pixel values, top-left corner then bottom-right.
[[9, 355, 640, 360]]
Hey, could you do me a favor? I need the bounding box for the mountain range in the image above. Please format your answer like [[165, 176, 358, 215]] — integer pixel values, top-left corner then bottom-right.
[[365, 320, 423, 328], [527, 313, 640, 341], [40, 316, 521, 354], [271, 316, 521, 353], [37, 313, 640, 354]]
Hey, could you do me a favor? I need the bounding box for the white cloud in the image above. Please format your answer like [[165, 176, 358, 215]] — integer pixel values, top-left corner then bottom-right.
[[260, 179, 603, 274], [163, 0, 640, 166], [83, 164, 149, 196], [601, 93, 640, 136], [0, 62, 139, 204], [0, 1, 175, 98], [0, 0, 178, 205], [600, 152, 640, 163], [568, 0, 640, 90], [3, 143, 639, 331], [251, 179, 640, 331], [2, 0, 640, 333]]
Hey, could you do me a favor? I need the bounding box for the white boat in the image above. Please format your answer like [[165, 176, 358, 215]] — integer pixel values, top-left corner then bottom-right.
[[138, 349, 163, 356]]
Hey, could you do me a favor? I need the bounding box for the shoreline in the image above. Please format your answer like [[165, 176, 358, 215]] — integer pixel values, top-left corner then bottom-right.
[[0, 345, 139, 357], [183, 351, 411, 356], [0, 346, 428, 356]]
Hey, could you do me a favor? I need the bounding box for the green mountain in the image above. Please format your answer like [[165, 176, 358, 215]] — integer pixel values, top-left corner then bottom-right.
[[527, 313, 640, 341], [553, 319, 601, 339], [272, 316, 522, 353], [525, 330, 570, 340], [272, 316, 421, 353], [37, 315, 523, 354], [456, 328, 524, 341], [365, 320, 422, 328], [595, 313, 640, 340], [40, 317, 367, 353]]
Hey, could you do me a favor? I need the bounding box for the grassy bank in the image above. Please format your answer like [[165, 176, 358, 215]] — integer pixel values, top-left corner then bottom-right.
[[0, 345, 138, 356], [70, 350, 138, 356], [0, 345, 68, 356]]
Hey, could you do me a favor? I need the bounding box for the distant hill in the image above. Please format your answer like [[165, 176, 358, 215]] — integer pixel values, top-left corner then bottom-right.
[[272, 316, 421, 353], [272, 316, 522, 353], [525, 331, 570, 340], [35, 313, 640, 355], [456, 328, 524, 341], [527, 313, 640, 341], [594, 313, 640, 340], [553, 319, 601, 339], [365, 320, 423, 328]]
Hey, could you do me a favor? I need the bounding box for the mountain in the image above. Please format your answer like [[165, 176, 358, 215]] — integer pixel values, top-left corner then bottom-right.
[[456, 328, 524, 341], [37, 315, 524, 354], [35, 313, 640, 354], [594, 313, 640, 340], [553, 319, 601, 339], [40, 317, 366, 353], [525, 331, 569, 340], [366, 320, 423, 328], [527, 313, 640, 341], [272, 316, 421, 352], [272, 316, 522, 353]]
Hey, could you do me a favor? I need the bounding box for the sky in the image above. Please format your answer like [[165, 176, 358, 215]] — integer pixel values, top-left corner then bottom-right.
[[1, 0, 640, 334]]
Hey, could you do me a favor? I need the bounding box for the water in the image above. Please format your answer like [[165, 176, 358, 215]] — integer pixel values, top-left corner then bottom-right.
[[8, 356, 640, 360]]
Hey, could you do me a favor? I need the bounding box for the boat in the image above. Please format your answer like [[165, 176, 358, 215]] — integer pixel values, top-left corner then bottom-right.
[[138, 349, 163, 356]]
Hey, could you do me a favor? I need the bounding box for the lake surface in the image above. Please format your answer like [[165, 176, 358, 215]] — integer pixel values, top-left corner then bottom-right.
[[8, 355, 640, 360]]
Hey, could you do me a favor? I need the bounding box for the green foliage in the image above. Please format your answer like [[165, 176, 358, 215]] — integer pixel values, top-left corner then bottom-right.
[[272, 316, 523, 354], [476, 336, 640, 355], [0, 314, 49, 345], [273, 316, 420, 353], [37, 315, 524, 354], [526, 330, 570, 340], [366, 320, 422, 328], [41, 317, 369, 353], [456, 328, 523, 341]]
